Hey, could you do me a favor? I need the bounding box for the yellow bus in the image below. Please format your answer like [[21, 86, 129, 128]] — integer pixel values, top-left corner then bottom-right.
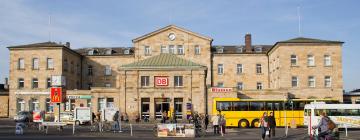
[[212, 98, 337, 128]]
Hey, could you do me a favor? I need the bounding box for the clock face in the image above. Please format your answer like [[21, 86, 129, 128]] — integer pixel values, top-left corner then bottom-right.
[[168, 33, 176, 41]]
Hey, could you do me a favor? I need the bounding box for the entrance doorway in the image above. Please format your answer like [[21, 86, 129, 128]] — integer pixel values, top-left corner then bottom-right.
[[155, 98, 170, 119]]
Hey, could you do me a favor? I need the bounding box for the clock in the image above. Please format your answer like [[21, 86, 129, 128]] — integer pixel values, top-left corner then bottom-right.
[[168, 33, 176, 41]]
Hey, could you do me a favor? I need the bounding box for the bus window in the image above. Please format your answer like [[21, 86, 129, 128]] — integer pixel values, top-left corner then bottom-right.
[[265, 102, 273, 110], [293, 101, 306, 110], [304, 109, 310, 116], [274, 102, 281, 111], [216, 101, 232, 111], [233, 101, 248, 111], [250, 102, 264, 111]]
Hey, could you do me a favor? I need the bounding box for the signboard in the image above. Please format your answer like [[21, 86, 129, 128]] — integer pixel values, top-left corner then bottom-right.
[[102, 107, 119, 122], [51, 75, 66, 86], [155, 76, 169, 86], [157, 123, 195, 137], [33, 111, 43, 122], [50, 87, 65, 103], [74, 107, 91, 121], [67, 95, 92, 99], [211, 87, 232, 92]]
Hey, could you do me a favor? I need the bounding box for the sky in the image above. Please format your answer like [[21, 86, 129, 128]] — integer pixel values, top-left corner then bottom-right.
[[0, 0, 359, 91]]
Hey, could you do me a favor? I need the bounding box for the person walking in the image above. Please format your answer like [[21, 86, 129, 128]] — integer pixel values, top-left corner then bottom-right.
[[204, 114, 209, 130], [211, 113, 220, 135], [220, 114, 226, 134], [113, 111, 120, 132], [268, 112, 276, 138], [260, 112, 269, 140]]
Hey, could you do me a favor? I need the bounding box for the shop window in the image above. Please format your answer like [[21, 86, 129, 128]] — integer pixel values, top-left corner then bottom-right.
[[98, 98, 106, 111], [45, 98, 53, 113]]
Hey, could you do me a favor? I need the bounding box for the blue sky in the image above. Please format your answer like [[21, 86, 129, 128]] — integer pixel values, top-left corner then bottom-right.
[[0, 0, 359, 91]]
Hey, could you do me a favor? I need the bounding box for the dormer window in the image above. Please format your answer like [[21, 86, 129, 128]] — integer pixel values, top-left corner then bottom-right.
[[255, 46, 262, 53], [216, 47, 224, 53], [124, 49, 130, 54], [236, 47, 243, 53], [105, 49, 113, 55], [88, 49, 97, 55]]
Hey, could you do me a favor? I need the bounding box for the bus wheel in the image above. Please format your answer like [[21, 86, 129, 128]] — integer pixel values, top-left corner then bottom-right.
[[238, 119, 249, 128], [251, 119, 260, 128]]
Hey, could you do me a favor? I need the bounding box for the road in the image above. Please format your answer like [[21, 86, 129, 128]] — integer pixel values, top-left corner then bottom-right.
[[1, 118, 359, 140]]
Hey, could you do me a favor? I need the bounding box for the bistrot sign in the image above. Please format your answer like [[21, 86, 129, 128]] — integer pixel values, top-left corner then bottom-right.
[[155, 76, 168, 86], [50, 87, 64, 103], [211, 87, 232, 92]]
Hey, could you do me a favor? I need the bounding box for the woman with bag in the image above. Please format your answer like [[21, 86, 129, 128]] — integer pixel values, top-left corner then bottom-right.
[[260, 112, 269, 140]]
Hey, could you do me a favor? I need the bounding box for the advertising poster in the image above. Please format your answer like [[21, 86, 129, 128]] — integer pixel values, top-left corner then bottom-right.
[[102, 107, 119, 121], [74, 107, 91, 121], [157, 124, 194, 137]]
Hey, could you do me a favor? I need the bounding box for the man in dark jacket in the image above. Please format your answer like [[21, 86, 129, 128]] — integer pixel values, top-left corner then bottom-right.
[[268, 112, 276, 138]]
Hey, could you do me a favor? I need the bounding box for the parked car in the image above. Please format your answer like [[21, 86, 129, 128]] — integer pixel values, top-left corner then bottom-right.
[[14, 111, 33, 122]]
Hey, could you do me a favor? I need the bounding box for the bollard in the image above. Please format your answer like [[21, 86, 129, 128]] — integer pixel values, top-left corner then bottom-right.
[[345, 125, 348, 137], [220, 125, 223, 137], [130, 123, 133, 136], [73, 122, 75, 135]]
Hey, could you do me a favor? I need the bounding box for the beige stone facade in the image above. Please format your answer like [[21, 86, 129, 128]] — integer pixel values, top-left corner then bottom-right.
[[7, 25, 344, 119]]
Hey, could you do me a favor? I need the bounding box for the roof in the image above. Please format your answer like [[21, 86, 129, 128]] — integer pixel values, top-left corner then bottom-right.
[[74, 47, 134, 56], [212, 45, 272, 54], [7, 42, 65, 48], [0, 84, 9, 95], [132, 25, 213, 42], [120, 53, 206, 69], [277, 37, 344, 44]]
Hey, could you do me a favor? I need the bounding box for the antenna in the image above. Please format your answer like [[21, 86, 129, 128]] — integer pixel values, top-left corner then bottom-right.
[[48, 15, 52, 41], [297, 6, 301, 37]]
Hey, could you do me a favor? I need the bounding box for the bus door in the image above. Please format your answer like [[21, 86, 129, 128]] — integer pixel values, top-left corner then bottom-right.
[[266, 102, 280, 127]]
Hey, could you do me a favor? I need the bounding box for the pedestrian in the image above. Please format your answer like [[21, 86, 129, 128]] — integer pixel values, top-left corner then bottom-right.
[[220, 114, 226, 134], [92, 112, 96, 123], [211, 113, 220, 135], [113, 111, 120, 132], [268, 112, 276, 138], [260, 112, 269, 140], [204, 114, 209, 130]]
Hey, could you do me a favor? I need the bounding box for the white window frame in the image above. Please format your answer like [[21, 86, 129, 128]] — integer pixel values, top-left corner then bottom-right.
[[18, 58, 25, 69], [174, 76, 183, 87], [307, 55, 315, 66], [291, 76, 298, 87], [325, 76, 332, 88], [237, 82, 243, 90], [104, 65, 112, 76], [291, 55, 297, 66], [161, 46, 167, 53], [169, 45, 175, 54], [257, 82, 263, 90], [144, 46, 151, 55], [47, 58, 54, 69], [32, 78, 38, 89], [324, 55, 332, 66], [308, 76, 316, 88], [17, 98, 25, 112], [18, 78, 24, 89], [32, 58, 39, 70], [141, 76, 150, 87], [256, 64, 262, 74], [195, 45, 200, 55], [217, 47, 223, 53], [218, 64, 224, 75], [237, 64, 243, 74], [217, 82, 224, 88], [177, 45, 184, 55]]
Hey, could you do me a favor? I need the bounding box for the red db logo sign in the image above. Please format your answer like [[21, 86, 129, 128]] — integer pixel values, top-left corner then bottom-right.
[[155, 77, 168, 86]]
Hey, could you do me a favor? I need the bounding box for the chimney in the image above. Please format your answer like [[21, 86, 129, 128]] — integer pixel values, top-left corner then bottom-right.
[[245, 33, 252, 52], [65, 42, 70, 48], [4, 78, 8, 90]]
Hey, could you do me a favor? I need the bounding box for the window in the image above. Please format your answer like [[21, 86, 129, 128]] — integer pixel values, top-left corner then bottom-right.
[[124, 49, 130, 54], [233, 102, 248, 111], [18, 58, 25, 69], [177, 45, 184, 55], [16, 98, 25, 112], [104, 65, 111, 76], [195, 45, 200, 55], [236, 47, 243, 53], [291, 55, 297, 66], [217, 82, 224, 87], [324, 55, 331, 66], [216, 47, 223, 53], [249, 102, 265, 111], [218, 64, 224, 75], [18, 78, 24, 89], [325, 76, 332, 88], [174, 98, 183, 119], [256, 64, 262, 74], [308, 76, 315, 87], [236, 64, 243, 74], [64, 59, 68, 71], [237, 82, 243, 90], [87, 83, 92, 90], [32, 78, 38, 89], [30, 99, 39, 111], [47, 58, 54, 69], [45, 98, 53, 113], [307, 55, 315, 66], [87, 99, 91, 107], [216, 101, 231, 111], [144, 46, 151, 55], [161, 46, 167, 53], [105, 49, 112, 55], [105, 83, 111, 88], [98, 98, 106, 111], [141, 76, 150, 87], [169, 45, 175, 54], [141, 98, 150, 119], [255, 47, 262, 53], [88, 65, 93, 76], [32, 58, 39, 70], [174, 76, 183, 87], [47, 78, 51, 88], [257, 82, 263, 90], [292, 76, 298, 87], [106, 98, 114, 108]]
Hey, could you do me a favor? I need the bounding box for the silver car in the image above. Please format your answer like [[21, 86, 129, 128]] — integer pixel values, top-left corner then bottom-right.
[[14, 111, 33, 122]]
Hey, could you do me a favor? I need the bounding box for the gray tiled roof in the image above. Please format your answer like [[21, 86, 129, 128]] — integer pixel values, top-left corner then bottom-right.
[[74, 47, 134, 56], [212, 45, 273, 54], [277, 37, 343, 44]]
